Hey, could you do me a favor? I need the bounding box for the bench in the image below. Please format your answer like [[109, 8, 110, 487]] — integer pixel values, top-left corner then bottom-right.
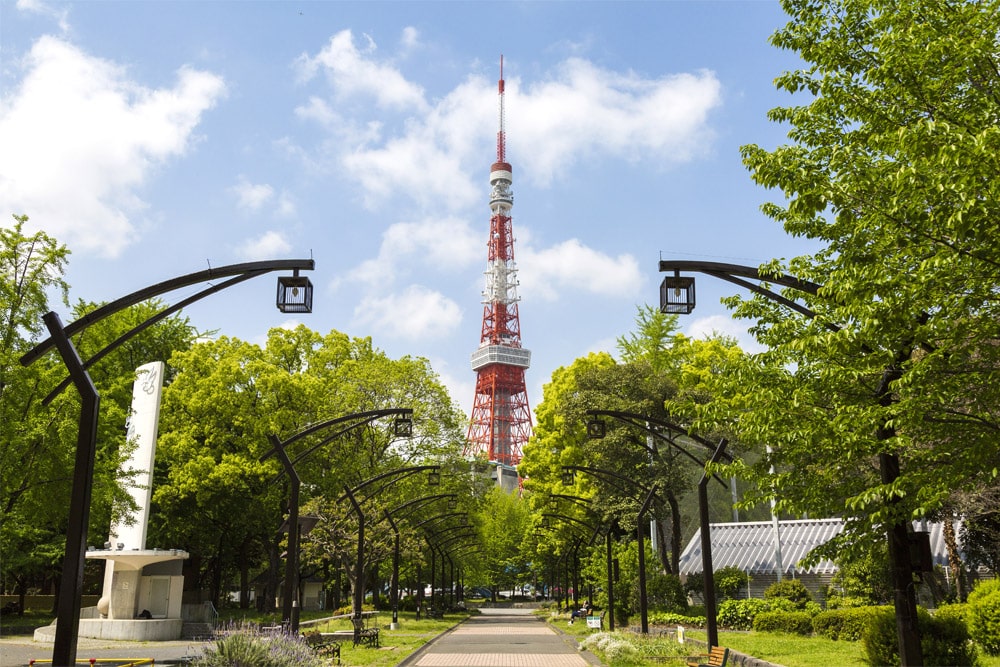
[[319, 627, 380, 648], [687, 646, 729, 667], [303, 631, 341, 664], [425, 607, 444, 619], [585, 611, 606, 629]]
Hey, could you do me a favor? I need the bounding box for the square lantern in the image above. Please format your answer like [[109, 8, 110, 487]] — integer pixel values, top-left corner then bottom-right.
[[394, 416, 413, 437], [276, 271, 313, 313], [427, 467, 441, 486], [561, 468, 576, 486], [660, 273, 695, 314], [586, 418, 607, 439]]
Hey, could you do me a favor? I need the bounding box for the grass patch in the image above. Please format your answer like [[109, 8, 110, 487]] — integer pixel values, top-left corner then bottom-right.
[[210, 610, 469, 667]]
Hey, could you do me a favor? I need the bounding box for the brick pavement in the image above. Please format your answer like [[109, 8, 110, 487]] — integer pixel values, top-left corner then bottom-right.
[[402, 607, 602, 667]]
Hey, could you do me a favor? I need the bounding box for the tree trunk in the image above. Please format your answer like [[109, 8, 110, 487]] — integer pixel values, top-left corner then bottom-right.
[[942, 518, 965, 602], [667, 490, 682, 574]]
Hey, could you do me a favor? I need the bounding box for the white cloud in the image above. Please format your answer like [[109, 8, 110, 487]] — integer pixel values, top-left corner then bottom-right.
[[236, 230, 292, 260], [345, 216, 481, 289], [275, 192, 297, 218], [399, 27, 420, 52], [513, 59, 722, 184], [231, 178, 274, 211], [293, 42, 721, 210], [428, 358, 475, 416], [295, 29, 428, 112], [0, 36, 226, 257], [519, 238, 643, 301], [685, 314, 765, 354], [353, 285, 462, 340], [16, 0, 70, 33]]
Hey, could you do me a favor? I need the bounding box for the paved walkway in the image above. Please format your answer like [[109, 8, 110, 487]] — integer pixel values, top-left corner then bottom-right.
[[0, 634, 205, 667], [399, 607, 603, 667], [0, 608, 603, 667]]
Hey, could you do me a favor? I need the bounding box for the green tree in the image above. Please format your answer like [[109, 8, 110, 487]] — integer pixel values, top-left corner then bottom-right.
[[0, 215, 72, 605], [475, 486, 531, 596], [1, 215, 199, 608], [153, 325, 466, 608], [700, 0, 1000, 565]]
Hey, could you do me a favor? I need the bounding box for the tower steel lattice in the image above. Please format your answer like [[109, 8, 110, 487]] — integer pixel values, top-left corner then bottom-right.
[[465, 57, 532, 471]]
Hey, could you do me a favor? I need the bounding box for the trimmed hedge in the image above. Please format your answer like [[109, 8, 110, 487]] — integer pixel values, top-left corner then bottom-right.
[[812, 606, 889, 641], [968, 578, 1000, 656], [862, 606, 978, 667], [648, 611, 707, 628], [753, 610, 813, 635]]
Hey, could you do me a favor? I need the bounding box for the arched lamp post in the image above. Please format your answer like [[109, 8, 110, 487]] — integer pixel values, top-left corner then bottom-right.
[[260, 409, 413, 632], [545, 493, 604, 609], [342, 466, 441, 644], [561, 465, 658, 632], [384, 493, 458, 627], [584, 409, 730, 643], [19, 259, 314, 667], [658, 259, 925, 664]]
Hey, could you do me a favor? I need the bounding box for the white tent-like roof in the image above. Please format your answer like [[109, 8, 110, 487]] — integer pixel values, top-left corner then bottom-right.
[[677, 518, 960, 576]]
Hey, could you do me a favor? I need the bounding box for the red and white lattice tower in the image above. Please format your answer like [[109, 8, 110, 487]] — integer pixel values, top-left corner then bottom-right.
[[465, 57, 533, 476]]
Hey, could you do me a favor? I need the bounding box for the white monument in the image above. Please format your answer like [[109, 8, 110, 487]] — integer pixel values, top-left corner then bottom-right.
[[37, 362, 190, 642]]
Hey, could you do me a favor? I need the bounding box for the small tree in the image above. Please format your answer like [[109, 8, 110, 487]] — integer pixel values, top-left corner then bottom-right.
[[764, 578, 812, 610]]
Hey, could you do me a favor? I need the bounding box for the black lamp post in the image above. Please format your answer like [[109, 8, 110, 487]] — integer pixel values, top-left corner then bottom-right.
[[260, 409, 413, 632], [384, 493, 458, 627], [561, 465, 657, 632], [19, 259, 314, 667], [342, 465, 441, 644], [658, 259, 924, 665], [585, 409, 730, 645]]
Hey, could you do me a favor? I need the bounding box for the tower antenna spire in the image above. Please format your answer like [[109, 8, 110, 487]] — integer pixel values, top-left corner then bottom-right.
[[497, 55, 506, 164]]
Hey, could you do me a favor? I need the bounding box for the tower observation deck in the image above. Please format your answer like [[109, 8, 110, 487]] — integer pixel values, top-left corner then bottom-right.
[[465, 57, 533, 480]]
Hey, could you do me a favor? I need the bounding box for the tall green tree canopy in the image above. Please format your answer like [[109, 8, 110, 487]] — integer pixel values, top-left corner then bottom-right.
[[153, 325, 467, 605], [2, 215, 198, 598], [704, 0, 1000, 558], [522, 307, 745, 576]]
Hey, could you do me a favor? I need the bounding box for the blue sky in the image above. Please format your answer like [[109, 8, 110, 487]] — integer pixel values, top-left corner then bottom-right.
[[1, 0, 817, 418]]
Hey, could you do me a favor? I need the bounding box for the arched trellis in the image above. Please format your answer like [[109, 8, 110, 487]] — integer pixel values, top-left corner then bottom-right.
[[560, 464, 662, 632], [583, 410, 729, 644], [261, 409, 413, 631], [340, 466, 441, 643], [19, 259, 315, 666], [658, 258, 923, 661]]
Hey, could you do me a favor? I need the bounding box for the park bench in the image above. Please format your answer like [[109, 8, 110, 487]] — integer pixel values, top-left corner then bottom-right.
[[425, 607, 444, 619], [585, 610, 606, 629], [686, 645, 729, 667], [303, 631, 341, 664]]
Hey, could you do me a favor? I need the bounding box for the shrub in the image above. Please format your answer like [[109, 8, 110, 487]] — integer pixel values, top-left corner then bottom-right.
[[935, 602, 970, 627], [862, 606, 979, 667], [648, 611, 706, 628], [968, 578, 1000, 656], [753, 610, 813, 635], [812, 606, 888, 641], [764, 579, 813, 610], [192, 624, 324, 667], [685, 568, 751, 603], [581, 631, 635, 659], [715, 566, 751, 601], [717, 598, 771, 631], [646, 572, 688, 613]]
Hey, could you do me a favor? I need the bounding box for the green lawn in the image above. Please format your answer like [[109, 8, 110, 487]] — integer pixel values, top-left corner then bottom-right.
[[213, 609, 469, 667], [544, 613, 1000, 667]]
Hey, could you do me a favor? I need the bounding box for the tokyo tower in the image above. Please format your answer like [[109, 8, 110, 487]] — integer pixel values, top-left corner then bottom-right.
[[465, 57, 532, 485]]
